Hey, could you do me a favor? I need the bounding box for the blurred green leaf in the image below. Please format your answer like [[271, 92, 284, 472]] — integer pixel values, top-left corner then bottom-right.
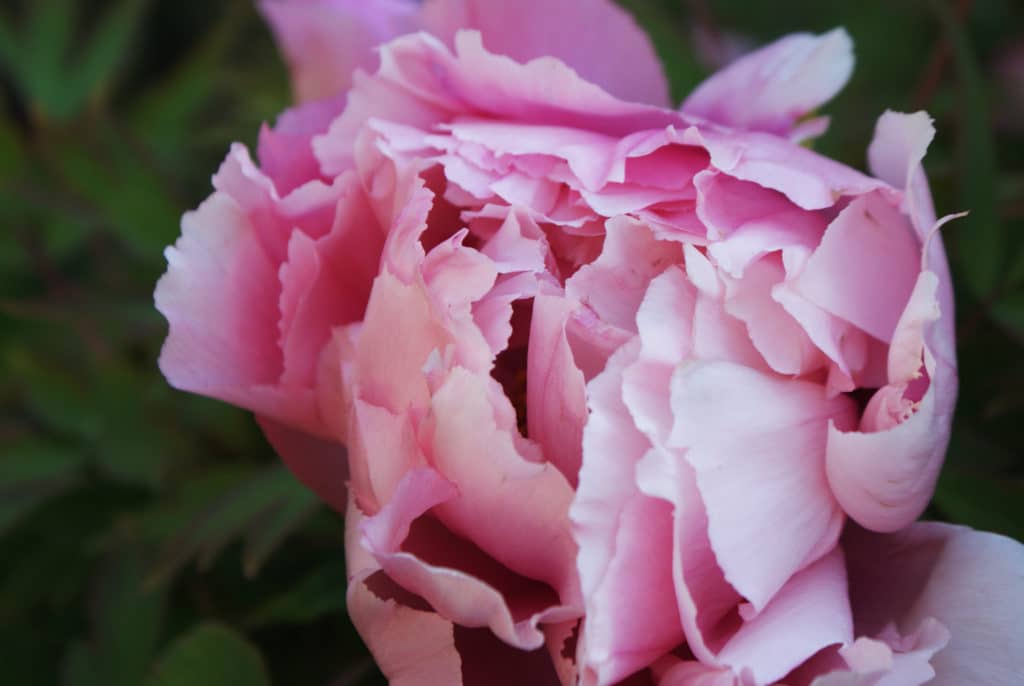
[[144, 623, 270, 686], [48, 134, 179, 258], [244, 559, 347, 629], [933, 0, 1002, 298], [131, 3, 244, 165], [935, 469, 1024, 542], [144, 465, 320, 585], [0, 438, 85, 536], [1006, 245, 1024, 291], [0, 8, 19, 77], [2, 0, 148, 120], [62, 551, 165, 686], [0, 116, 27, 180], [22, 0, 75, 116], [991, 290, 1024, 343], [65, 0, 149, 111], [5, 346, 100, 438]]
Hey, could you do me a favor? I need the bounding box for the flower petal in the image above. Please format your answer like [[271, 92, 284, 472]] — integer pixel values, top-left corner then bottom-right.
[[572, 341, 683, 686], [260, 0, 418, 102], [421, 0, 670, 106], [669, 361, 856, 612], [843, 522, 1024, 686], [682, 29, 853, 138]]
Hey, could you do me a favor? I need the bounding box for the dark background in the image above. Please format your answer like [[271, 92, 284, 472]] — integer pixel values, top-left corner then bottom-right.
[[1, 1, 1021, 683]]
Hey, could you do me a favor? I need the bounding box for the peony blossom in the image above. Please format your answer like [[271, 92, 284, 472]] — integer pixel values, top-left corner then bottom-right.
[[156, 1, 1024, 684]]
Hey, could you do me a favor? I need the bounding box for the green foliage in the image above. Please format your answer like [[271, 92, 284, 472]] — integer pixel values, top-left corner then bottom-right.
[[0, 0, 1022, 683], [145, 623, 270, 686]]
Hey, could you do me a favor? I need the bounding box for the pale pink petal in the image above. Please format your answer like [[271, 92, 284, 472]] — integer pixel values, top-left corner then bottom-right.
[[794, 193, 922, 343], [657, 661, 748, 686], [428, 367, 581, 606], [867, 111, 934, 196], [867, 111, 956, 371], [346, 569, 464, 686], [826, 275, 954, 532], [347, 396, 426, 514], [360, 467, 575, 650], [156, 182, 321, 433], [571, 341, 683, 686], [843, 522, 1024, 685], [317, 31, 683, 175], [682, 29, 853, 138], [345, 497, 465, 686], [636, 446, 742, 664], [212, 144, 344, 263], [527, 295, 589, 484], [156, 190, 282, 397], [695, 171, 826, 275], [834, 619, 949, 686], [715, 549, 853, 684], [480, 210, 550, 275], [722, 256, 826, 376], [420, 0, 670, 106], [260, 0, 419, 103], [690, 290, 766, 372], [622, 267, 696, 446], [351, 270, 443, 414], [694, 127, 883, 211], [669, 362, 856, 612], [567, 217, 682, 332], [445, 120, 620, 192]]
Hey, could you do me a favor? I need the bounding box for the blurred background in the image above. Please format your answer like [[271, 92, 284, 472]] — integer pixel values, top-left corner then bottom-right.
[[1, 0, 1022, 683]]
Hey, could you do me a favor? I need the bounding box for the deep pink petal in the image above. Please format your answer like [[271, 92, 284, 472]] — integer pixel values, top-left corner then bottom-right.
[[257, 96, 345, 194], [257, 417, 348, 512]]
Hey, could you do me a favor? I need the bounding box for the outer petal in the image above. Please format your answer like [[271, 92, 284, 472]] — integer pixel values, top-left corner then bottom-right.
[[571, 341, 683, 686], [794, 193, 921, 344], [637, 447, 854, 683], [260, 0, 419, 102], [843, 522, 1024, 686], [316, 31, 682, 175], [420, 0, 670, 107], [822, 111, 957, 531], [669, 361, 856, 612], [682, 30, 853, 138], [257, 417, 348, 512]]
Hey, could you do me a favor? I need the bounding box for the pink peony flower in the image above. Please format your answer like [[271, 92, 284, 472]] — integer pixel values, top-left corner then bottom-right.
[[156, 2, 1024, 684]]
